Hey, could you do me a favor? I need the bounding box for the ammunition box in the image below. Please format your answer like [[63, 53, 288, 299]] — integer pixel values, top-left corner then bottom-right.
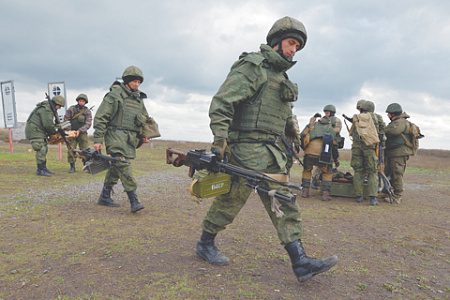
[[190, 171, 231, 199], [329, 181, 369, 198]]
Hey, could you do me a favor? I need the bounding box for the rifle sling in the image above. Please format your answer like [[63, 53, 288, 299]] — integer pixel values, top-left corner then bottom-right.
[[71, 107, 87, 120]]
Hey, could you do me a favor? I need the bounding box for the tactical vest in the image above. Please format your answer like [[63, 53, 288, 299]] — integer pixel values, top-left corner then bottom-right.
[[309, 119, 335, 141], [386, 121, 411, 150], [230, 63, 291, 136], [27, 102, 48, 129], [70, 105, 88, 131], [109, 90, 144, 133]]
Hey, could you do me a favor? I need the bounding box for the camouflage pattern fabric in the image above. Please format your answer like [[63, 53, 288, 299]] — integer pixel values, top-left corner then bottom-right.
[[384, 155, 408, 201], [203, 44, 303, 244], [103, 160, 137, 192], [29, 138, 48, 164], [67, 133, 90, 164], [302, 154, 332, 191]]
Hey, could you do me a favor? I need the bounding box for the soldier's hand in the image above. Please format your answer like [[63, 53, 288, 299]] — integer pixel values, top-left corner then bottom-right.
[[142, 138, 150, 144], [314, 113, 322, 118], [94, 143, 102, 151], [211, 139, 231, 161], [75, 130, 80, 137]]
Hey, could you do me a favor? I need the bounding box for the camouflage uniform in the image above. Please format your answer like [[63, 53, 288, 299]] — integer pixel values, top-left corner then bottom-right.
[[350, 112, 379, 199], [25, 101, 58, 165], [64, 100, 92, 164], [384, 112, 413, 202], [93, 82, 149, 192], [203, 43, 302, 244]]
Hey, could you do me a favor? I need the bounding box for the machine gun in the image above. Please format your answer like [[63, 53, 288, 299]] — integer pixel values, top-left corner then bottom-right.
[[166, 148, 300, 203], [73, 148, 130, 175], [376, 133, 394, 203]]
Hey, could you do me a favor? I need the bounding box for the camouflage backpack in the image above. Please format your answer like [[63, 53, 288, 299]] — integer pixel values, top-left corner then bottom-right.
[[402, 122, 424, 156]]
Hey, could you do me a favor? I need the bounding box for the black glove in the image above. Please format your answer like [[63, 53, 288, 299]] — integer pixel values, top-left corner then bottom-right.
[[314, 113, 322, 118]]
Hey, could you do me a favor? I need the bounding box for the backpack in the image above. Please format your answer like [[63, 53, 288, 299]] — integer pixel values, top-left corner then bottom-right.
[[350, 113, 380, 146], [401, 122, 424, 156]]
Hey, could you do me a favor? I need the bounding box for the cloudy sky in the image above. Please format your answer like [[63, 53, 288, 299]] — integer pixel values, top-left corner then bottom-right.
[[1, 0, 449, 149]]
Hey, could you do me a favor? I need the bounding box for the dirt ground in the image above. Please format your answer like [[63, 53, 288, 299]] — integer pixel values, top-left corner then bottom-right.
[[0, 141, 449, 299]]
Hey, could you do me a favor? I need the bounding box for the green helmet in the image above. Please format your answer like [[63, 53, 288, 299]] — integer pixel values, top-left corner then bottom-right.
[[359, 101, 372, 112], [356, 99, 366, 110], [76, 93, 88, 104], [386, 103, 403, 114], [52, 95, 66, 107], [323, 104, 336, 113], [366, 101, 375, 113], [122, 66, 144, 83], [266, 16, 307, 51]]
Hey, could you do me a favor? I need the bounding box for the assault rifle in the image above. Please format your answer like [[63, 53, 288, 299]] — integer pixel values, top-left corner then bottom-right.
[[46, 93, 73, 152], [166, 148, 301, 202], [377, 133, 393, 203], [74, 148, 130, 175]]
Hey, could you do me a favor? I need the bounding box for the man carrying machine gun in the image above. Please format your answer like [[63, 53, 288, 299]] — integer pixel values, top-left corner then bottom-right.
[[195, 16, 338, 283]]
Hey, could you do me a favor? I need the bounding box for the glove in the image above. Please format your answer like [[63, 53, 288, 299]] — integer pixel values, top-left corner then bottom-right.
[[211, 139, 231, 161], [313, 113, 321, 118]]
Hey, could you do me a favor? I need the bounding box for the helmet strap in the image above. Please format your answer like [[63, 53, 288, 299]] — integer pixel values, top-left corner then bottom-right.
[[276, 40, 293, 62]]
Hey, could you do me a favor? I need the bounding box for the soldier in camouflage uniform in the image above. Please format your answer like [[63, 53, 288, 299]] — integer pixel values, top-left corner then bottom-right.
[[93, 66, 150, 213], [350, 100, 380, 206], [25, 95, 66, 176], [300, 115, 335, 201], [64, 94, 92, 173], [384, 103, 413, 203], [196, 16, 338, 283]]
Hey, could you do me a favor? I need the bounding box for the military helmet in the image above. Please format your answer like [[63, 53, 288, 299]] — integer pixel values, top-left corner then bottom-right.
[[76, 93, 88, 104], [323, 104, 336, 113], [267, 16, 307, 51], [386, 103, 403, 114], [52, 95, 66, 107], [359, 101, 372, 112], [366, 101, 375, 113], [356, 99, 366, 110], [122, 66, 144, 83]]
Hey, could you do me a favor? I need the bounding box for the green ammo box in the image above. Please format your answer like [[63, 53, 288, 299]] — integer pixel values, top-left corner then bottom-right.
[[329, 181, 369, 198], [190, 171, 231, 199]]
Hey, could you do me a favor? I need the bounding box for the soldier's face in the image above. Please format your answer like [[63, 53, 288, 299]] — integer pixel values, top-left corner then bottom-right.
[[77, 100, 86, 106], [127, 80, 141, 90], [324, 111, 331, 117], [274, 38, 301, 59]]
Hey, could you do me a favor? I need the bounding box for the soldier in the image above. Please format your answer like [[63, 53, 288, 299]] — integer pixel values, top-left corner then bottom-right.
[[384, 103, 413, 203], [64, 94, 92, 173], [25, 95, 66, 176], [93, 66, 150, 213], [323, 104, 343, 167], [300, 115, 335, 201], [196, 16, 338, 283], [349, 100, 380, 206]]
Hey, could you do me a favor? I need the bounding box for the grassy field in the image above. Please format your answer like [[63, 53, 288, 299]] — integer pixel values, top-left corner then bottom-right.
[[0, 139, 449, 299]]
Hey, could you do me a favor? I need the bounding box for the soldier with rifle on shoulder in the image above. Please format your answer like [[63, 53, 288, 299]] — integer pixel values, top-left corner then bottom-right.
[[196, 16, 338, 283], [25, 95, 66, 176]]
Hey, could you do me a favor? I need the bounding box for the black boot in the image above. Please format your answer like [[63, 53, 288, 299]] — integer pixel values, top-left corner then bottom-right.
[[196, 231, 229, 265], [36, 163, 52, 176], [285, 239, 339, 283], [127, 190, 144, 213], [43, 161, 55, 175], [97, 185, 120, 207], [68, 163, 76, 173], [355, 196, 363, 203], [370, 197, 379, 206]]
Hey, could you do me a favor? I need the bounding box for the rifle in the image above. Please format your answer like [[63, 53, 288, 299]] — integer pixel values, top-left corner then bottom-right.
[[74, 148, 130, 174], [280, 135, 303, 166], [376, 133, 393, 203], [166, 148, 301, 202], [46, 93, 73, 152]]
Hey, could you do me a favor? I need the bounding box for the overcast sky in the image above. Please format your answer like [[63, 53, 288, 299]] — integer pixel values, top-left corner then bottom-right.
[[1, 0, 449, 149]]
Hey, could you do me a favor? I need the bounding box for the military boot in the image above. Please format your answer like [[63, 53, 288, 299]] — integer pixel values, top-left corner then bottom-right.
[[43, 161, 55, 175], [355, 196, 363, 203], [370, 197, 379, 206], [127, 190, 144, 213], [97, 185, 120, 207], [68, 163, 76, 173], [36, 163, 52, 176], [301, 188, 309, 198], [196, 231, 229, 265], [322, 191, 332, 201], [285, 239, 339, 283]]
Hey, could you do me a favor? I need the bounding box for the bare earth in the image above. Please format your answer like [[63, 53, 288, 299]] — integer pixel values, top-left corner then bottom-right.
[[0, 141, 449, 299]]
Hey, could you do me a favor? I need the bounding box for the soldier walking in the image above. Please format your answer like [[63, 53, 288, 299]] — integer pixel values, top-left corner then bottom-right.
[[93, 66, 150, 213], [196, 16, 338, 283]]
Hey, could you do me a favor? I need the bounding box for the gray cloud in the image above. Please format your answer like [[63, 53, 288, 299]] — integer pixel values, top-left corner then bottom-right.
[[1, 0, 449, 148]]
